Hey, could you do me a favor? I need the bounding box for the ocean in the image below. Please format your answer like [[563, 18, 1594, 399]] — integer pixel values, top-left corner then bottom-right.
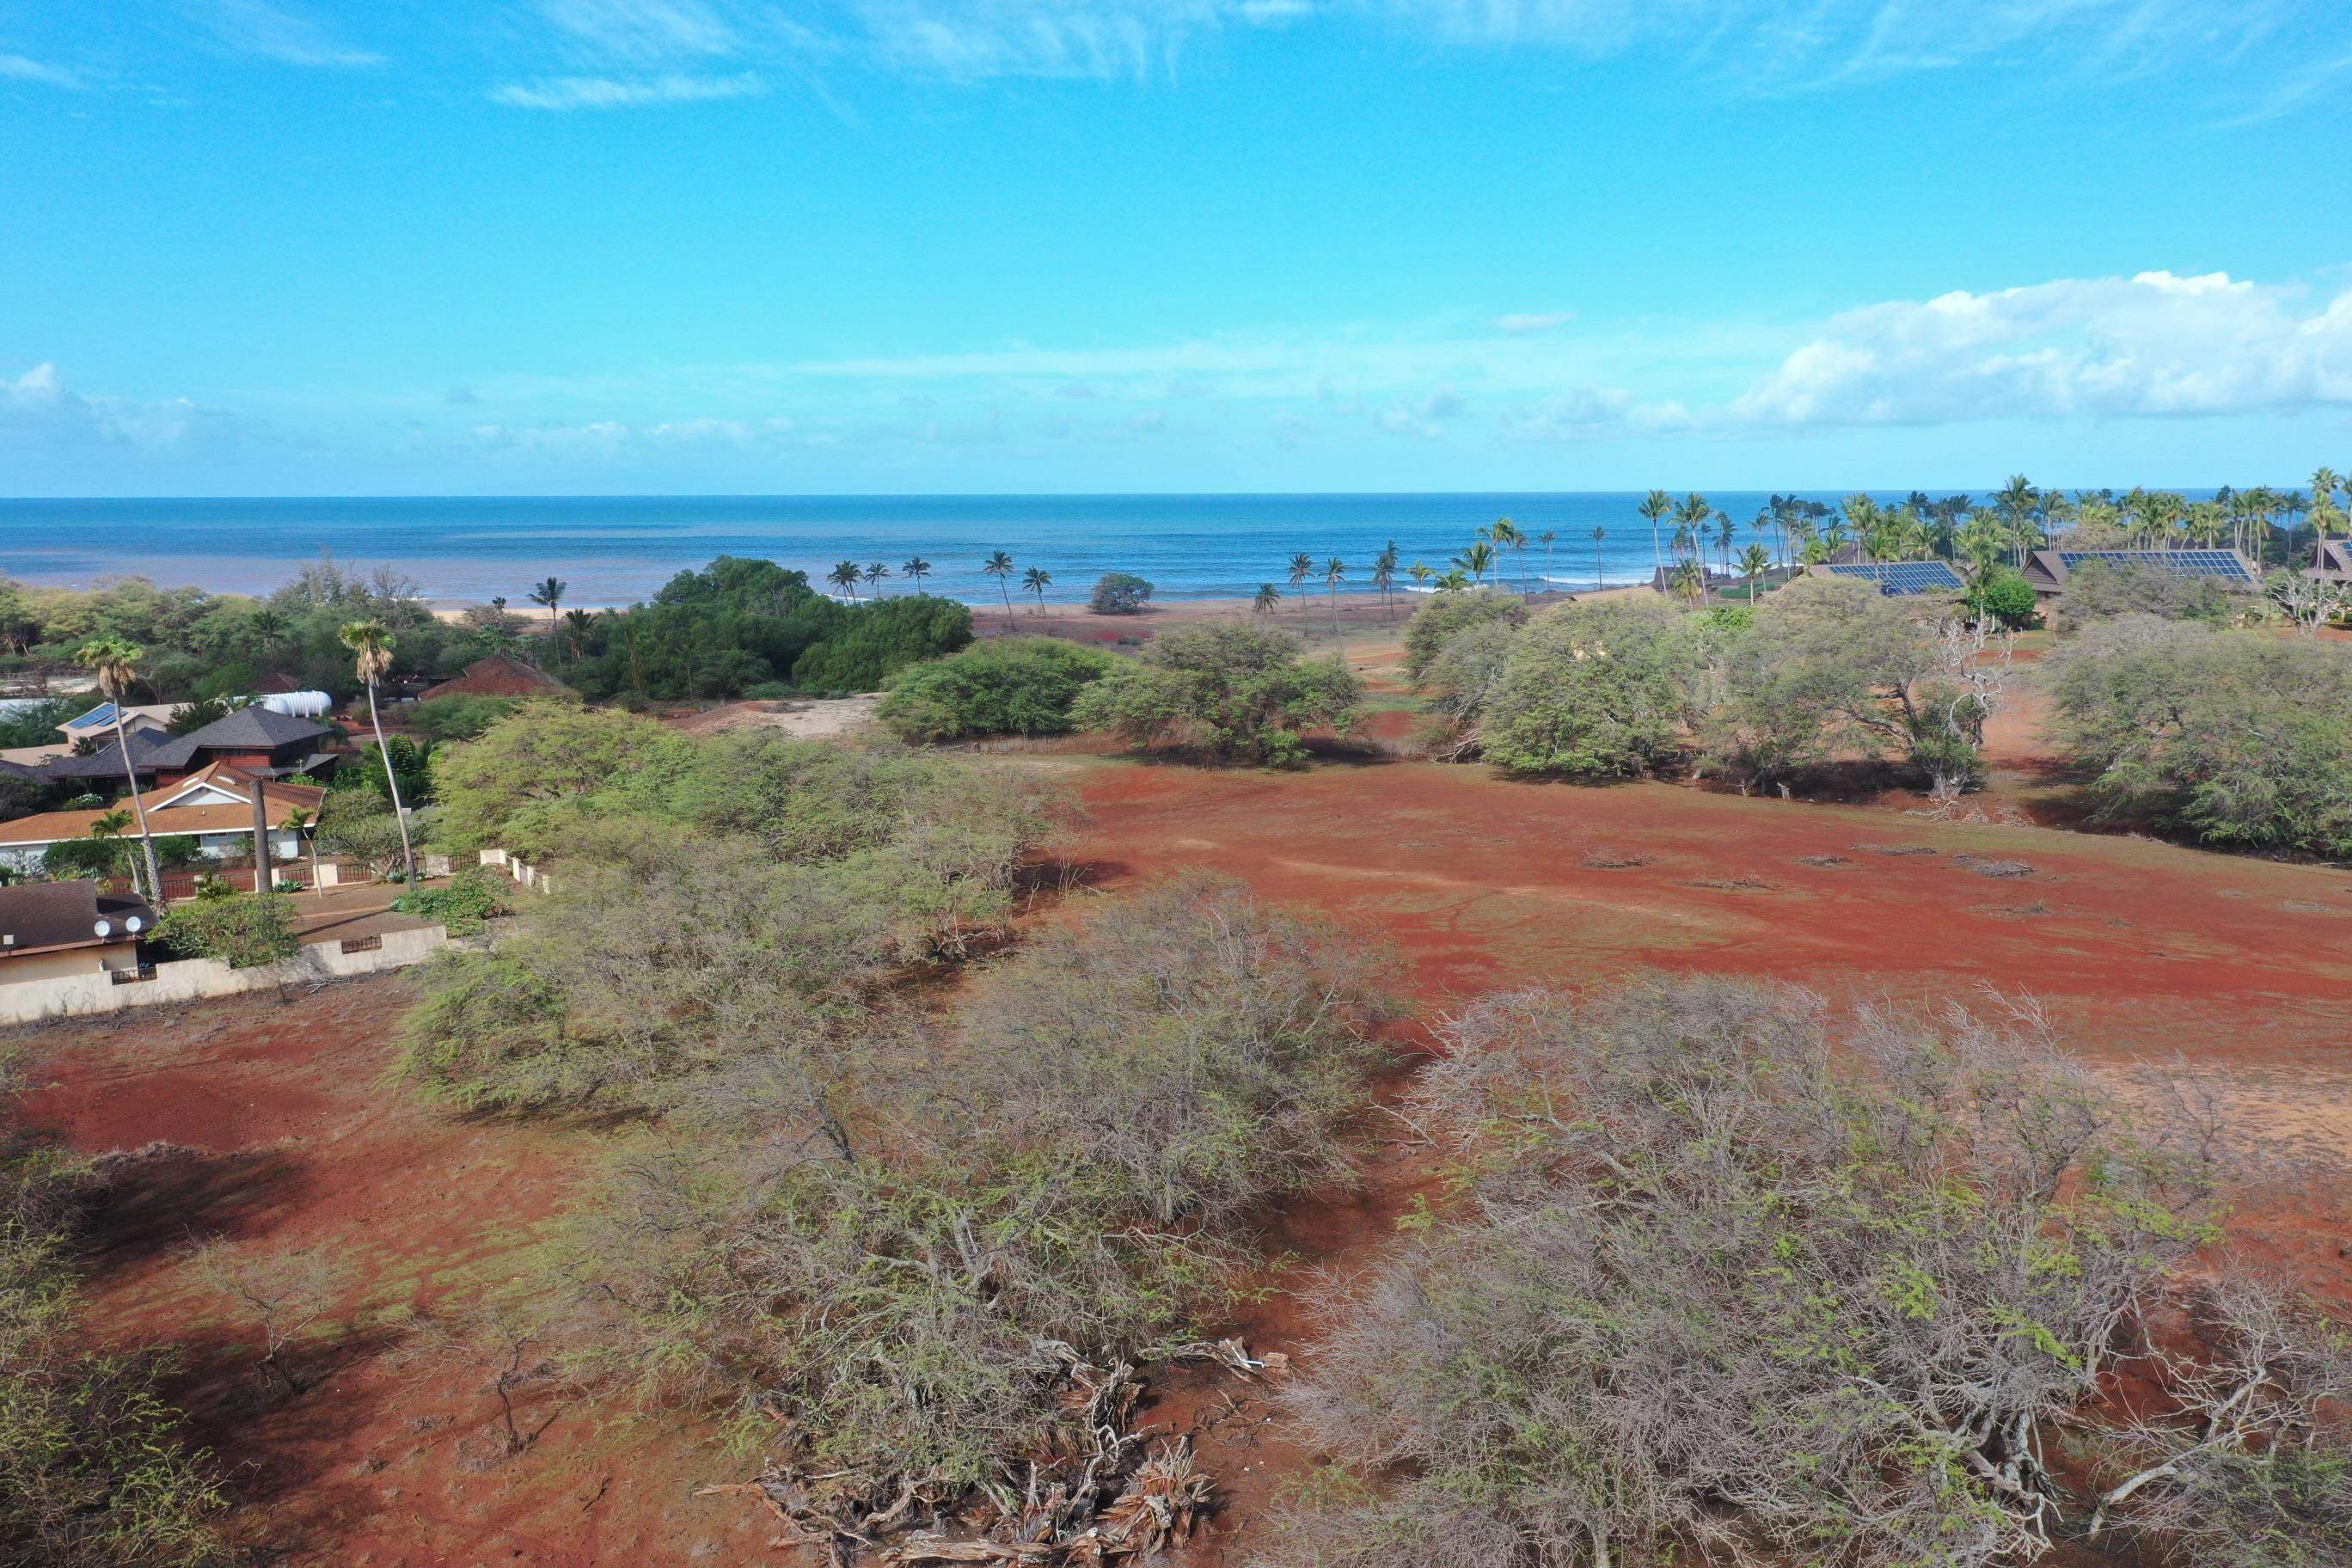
[[3, 492, 1919, 606]]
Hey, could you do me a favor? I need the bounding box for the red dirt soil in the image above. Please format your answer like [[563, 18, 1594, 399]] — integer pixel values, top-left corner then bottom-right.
[[15, 744, 2352, 1565]]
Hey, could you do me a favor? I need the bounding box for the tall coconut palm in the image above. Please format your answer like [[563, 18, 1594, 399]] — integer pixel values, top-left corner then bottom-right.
[[1406, 561, 1434, 592], [864, 562, 890, 597], [983, 552, 1018, 626], [1324, 556, 1346, 635], [2311, 468, 2344, 567], [1492, 518, 1528, 590], [560, 608, 593, 661], [1287, 551, 1314, 616], [1638, 489, 1672, 584], [1453, 540, 1496, 586], [828, 561, 861, 601], [903, 556, 933, 591], [1738, 543, 1773, 600], [1538, 530, 1558, 585], [339, 620, 417, 889], [1713, 513, 1736, 589], [1591, 525, 1606, 590], [528, 576, 567, 630], [73, 638, 162, 907], [1370, 548, 1398, 620], [85, 809, 136, 893], [1668, 558, 1704, 606], [1021, 566, 1051, 614], [281, 805, 325, 897], [1253, 583, 1282, 617]]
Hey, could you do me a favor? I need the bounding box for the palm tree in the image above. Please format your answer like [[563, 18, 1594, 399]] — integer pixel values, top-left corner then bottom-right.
[[1492, 518, 1528, 590], [903, 556, 933, 591], [1737, 543, 1773, 600], [282, 805, 325, 897], [560, 607, 593, 661], [1713, 513, 1736, 589], [2311, 468, 2344, 568], [1591, 525, 1606, 590], [828, 560, 861, 600], [1668, 559, 1705, 606], [1406, 561, 1435, 592], [1994, 475, 2040, 567], [1539, 530, 1559, 585], [339, 621, 417, 889], [1324, 556, 1346, 635], [1638, 489, 1672, 585], [863, 562, 890, 597], [983, 552, 1018, 626], [1021, 566, 1051, 614], [86, 808, 135, 893], [527, 576, 567, 630], [1253, 583, 1282, 617], [73, 638, 162, 907], [1287, 552, 1314, 616], [1454, 540, 1496, 585], [1374, 542, 1400, 618]]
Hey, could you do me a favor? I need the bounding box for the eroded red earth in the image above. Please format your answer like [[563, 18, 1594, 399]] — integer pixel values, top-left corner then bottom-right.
[[17, 745, 2352, 1564]]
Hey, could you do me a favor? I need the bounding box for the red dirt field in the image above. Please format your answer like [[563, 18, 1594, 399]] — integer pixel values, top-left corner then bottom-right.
[[13, 743, 2352, 1565]]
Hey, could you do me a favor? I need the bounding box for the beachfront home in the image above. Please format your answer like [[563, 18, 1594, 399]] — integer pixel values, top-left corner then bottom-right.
[[2020, 548, 2262, 600], [37, 703, 335, 792], [0, 880, 156, 984], [1807, 560, 1967, 597], [2306, 539, 2352, 586], [0, 765, 327, 878], [425, 652, 570, 700]]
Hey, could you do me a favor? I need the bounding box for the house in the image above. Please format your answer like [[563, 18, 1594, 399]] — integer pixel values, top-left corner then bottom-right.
[[1807, 560, 1967, 597], [424, 652, 570, 701], [59, 701, 179, 746], [0, 765, 328, 877], [2021, 548, 2262, 599], [0, 880, 156, 984], [2306, 539, 2352, 585], [35, 703, 335, 791]]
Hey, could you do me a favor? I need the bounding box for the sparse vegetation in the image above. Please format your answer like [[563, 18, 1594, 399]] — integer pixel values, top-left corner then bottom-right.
[[1259, 976, 2352, 1568], [1087, 572, 1154, 615], [1072, 620, 1360, 766], [2045, 616, 2352, 859], [157, 891, 300, 969], [1477, 596, 1703, 778], [876, 638, 1118, 743]]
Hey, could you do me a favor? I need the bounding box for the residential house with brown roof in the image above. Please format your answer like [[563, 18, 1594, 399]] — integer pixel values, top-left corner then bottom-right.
[[425, 653, 569, 700], [0, 880, 157, 984], [37, 703, 335, 791], [0, 765, 328, 877]]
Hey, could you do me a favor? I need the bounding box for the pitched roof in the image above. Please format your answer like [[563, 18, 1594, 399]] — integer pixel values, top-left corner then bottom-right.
[[0, 771, 327, 849], [426, 653, 569, 699], [0, 880, 156, 959], [2307, 539, 2352, 582], [2024, 548, 2262, 590], [37, 726, 178, 781], [60, 702, 176, 738], [1813, 560, 1967, 597]]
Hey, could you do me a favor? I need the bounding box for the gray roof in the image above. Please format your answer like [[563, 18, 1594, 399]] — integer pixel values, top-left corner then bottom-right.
[[140, 705, 332, 769], [38, 726, 176, 781]]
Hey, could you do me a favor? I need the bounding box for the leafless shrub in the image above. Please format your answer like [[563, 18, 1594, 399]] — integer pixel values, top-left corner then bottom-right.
[[1259, 977, 2333, 1568], [188, 1238, 347, 1400]]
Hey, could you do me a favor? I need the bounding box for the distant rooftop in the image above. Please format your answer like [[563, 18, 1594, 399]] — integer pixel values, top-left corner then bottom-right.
[[1813, 560, 1966, 597]]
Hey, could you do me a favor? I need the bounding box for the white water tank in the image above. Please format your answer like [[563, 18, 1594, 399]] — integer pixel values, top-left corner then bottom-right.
[[251, 690, 334, 719]]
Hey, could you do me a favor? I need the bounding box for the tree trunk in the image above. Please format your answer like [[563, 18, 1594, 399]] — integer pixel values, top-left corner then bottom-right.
[[251, 775, 270, 894], [366, 682, 418, 888], [112, 714, 164, 908], [308, 834, 324, 898]]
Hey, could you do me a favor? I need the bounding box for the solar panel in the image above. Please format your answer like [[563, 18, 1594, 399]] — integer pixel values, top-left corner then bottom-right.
[[1817, 560, 1965, 597], [68, 702, 119, 729], [2055, 550, 2257, 585]]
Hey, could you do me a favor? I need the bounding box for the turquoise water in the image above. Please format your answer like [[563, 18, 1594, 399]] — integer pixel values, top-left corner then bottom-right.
[[3, 492, 1910, 605]]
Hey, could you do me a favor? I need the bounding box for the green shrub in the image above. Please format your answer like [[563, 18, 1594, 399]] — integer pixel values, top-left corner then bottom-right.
[[1, 1054, 227, 1565], [405, 694, 525, 743], [2060, 558, 2245, 634], [1479, 597, 1702, 777], [787, 594, 973, 695], [877, 638, 1118, 743], [1087, 572, 1154, 615], [1071, 621, 1360, 766], [1401, 590, 1527, 682], [159, 893, 299, 968], [390, 867, 511, 936], [2046, 616, 2352, 858], [1965, 566, 2040, 629]]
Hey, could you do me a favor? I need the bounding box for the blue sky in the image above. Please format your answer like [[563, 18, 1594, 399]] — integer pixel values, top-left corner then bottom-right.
[[2, 0, 2349, 496]]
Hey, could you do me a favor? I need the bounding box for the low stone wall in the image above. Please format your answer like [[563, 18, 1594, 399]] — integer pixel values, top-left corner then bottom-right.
[[0, 923, 451, 1029]]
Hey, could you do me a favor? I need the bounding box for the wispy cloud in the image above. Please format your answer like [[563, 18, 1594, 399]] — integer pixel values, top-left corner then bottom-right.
[[533, 0, 738, 64], [1495, 310, 1575, 334], [202, 0, 385, 67], [0, 362, 250, 458], [0, 52, 84, 89], [490, 70, 768, 108]]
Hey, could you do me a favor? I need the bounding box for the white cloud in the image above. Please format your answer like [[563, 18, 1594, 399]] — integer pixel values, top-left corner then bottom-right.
[[0, 362, 248, 457], [0, 52, 83, 89], [533, 0, 738, 63], [490, 70, 768, 108], [203, 0, 384, 67], [1727, 270, 2352, 429], [469, 413, 800, 456], [1495, 309, 1575, 334]]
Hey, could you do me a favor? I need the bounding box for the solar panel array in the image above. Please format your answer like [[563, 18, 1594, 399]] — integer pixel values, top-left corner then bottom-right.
[[2055, 550, 2257, 585], [67, 702, 119, 729], [1816, 560, 1966, 597]]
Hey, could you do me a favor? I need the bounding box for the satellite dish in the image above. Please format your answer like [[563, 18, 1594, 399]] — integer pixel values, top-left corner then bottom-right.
[[125, 915, 145, 934], [93, 918, 113, 938]]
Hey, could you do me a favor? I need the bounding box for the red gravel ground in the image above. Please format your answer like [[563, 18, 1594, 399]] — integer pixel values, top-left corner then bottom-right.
[[15, 744, 2352, 1565]]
